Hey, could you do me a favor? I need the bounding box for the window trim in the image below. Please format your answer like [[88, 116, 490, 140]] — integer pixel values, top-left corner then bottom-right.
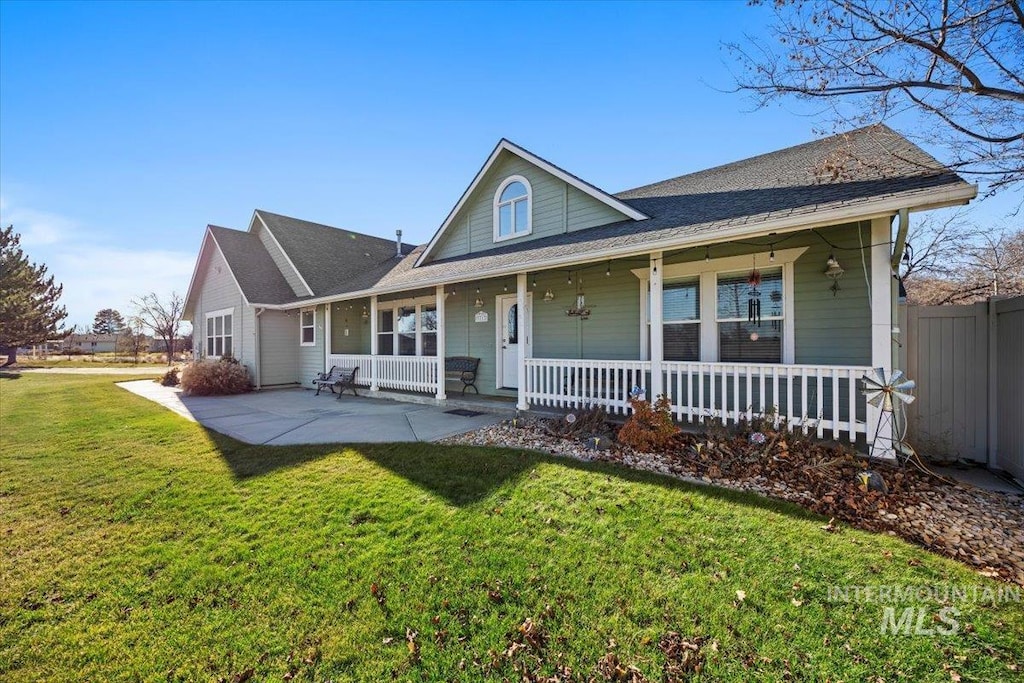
[[374, 294, 439, 357], [299, 307, 316, 346], [493, 175, 533, 243], [204, 307, 235, 360], [634, 247, 806, 364]]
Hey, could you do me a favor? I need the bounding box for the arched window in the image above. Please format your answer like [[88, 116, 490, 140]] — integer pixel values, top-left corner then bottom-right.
[[494, 176, 532, 241]]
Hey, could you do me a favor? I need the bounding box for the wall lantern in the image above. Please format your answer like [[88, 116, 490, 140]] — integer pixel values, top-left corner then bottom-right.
[[824, 253, 845, 296], [543, 289, 555, 302], [474, 297, 485, 308]]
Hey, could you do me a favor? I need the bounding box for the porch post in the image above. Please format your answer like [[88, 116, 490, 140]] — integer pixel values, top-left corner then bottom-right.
[[649, 251, 664, 400], [370, 295, 379, 392], [323, 303, 332, 372], [435, 285, 447, 401], [869, 217, 894, 451], [516, 272, 528, 411]]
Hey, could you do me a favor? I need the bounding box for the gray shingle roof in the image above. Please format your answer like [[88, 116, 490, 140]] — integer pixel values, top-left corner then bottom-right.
[[208, 226, 298, 305], [359, 125, 972, 293], [255, 210, 415, 297], [206, 125, 974, 305]]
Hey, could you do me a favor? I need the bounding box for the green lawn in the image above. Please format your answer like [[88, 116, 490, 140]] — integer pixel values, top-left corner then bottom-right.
[[1, 375, 1021, 681]]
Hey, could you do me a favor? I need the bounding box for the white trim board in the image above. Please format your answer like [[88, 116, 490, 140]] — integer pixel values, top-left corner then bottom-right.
[[415, 139, 649, 266]]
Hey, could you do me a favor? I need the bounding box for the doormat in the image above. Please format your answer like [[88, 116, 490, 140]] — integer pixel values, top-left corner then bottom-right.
[[445, 409, 485, 417]]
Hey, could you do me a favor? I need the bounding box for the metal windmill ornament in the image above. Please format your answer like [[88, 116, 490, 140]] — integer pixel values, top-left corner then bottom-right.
[[861, 368, 916, 464]]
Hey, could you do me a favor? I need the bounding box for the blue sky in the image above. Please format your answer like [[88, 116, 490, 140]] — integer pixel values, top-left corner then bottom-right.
[[0, 1, 1015, 329]]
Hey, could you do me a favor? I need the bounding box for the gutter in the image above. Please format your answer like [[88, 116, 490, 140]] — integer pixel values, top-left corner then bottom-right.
[[250, 183, 977, 311]]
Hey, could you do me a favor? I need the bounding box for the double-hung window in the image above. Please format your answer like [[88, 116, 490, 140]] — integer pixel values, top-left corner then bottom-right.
[[205, 309, 233, 358], [300, 308, 316, 346], [659, 278, 700, 361]]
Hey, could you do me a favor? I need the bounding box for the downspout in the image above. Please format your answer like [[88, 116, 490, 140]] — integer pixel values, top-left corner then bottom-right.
[[891, 209, 910, 370], [254, 307, 264, 390]]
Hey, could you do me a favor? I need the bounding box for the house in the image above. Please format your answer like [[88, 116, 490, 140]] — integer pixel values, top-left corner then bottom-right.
[[183, 125, 975, 447], [65, 333, 120, 353]]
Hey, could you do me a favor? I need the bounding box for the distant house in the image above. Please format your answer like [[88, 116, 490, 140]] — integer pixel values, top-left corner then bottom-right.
[[66, 333, 120, 353], [183, 125, 976, 447]]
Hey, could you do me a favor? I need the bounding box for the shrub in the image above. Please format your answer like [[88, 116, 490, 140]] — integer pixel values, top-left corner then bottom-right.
[[180, 360, 250, 396], [617, 394, 679, 452], [159, 367, 180, 387]]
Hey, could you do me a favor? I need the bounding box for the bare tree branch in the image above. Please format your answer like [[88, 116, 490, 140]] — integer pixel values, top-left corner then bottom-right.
[[728, 0, 1024, 196], [132, 292, 184, 366]]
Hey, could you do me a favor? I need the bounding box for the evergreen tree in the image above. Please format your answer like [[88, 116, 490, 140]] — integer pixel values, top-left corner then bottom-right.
[[0, 225, 67, 366], [92, 308, 126, 335]]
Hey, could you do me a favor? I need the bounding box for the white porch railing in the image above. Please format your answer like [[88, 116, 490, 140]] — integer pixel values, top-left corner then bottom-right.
[[523, 357, 871, 445], [660, 362, 871, 443], [326, 354, 438, 394], [524, 358, 651, 415]]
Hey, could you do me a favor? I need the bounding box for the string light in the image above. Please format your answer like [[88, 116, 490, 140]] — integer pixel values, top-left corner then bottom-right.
[[705, 246, 710, 262], [769, 245, 775, 262], [605, 262, 611, 277]]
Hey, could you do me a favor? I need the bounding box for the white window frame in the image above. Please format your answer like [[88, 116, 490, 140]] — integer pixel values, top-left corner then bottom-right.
[[634, 247, 806, 364], [205, 307, 234, 359], [653, 276, 701, 362], [375, 294, 438, 357], [300, 307, 316, 346], [493, 175, 533, 243]]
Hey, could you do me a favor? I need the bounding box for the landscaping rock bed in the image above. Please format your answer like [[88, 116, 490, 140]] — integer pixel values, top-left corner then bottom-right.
[[440, 417, 1024, 586]]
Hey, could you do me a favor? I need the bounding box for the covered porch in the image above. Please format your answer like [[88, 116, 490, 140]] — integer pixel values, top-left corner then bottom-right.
[[316, 218, 894, 448]]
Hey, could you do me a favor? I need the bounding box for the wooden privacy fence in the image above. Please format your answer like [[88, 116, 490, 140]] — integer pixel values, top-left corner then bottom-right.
[[900, 295, 1024, 481]]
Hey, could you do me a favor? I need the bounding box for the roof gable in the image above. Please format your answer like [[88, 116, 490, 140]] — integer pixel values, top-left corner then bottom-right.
[[415, 139, 648, 266], [254, 210, 415, 297]]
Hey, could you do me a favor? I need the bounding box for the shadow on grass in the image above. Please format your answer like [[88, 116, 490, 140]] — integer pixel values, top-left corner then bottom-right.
[[207, 425, 821, 519], [0, 370, 22, 380]]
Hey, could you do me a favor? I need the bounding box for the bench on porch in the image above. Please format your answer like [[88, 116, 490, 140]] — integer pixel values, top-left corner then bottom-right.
[[312, 365, 359, 397], [445, 356, 480, 395]]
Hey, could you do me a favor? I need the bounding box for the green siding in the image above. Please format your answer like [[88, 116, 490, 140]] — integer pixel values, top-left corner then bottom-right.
[[329, 298, 372, 354], [663, 221, 873, 366], [429, 150, 629, 262]]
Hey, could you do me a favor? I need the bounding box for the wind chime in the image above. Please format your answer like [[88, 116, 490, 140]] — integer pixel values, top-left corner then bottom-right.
[[746, 261, 762, 326]]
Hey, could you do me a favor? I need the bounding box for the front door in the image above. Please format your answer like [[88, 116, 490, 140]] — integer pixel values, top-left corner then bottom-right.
[[497, 293, 531, 389]]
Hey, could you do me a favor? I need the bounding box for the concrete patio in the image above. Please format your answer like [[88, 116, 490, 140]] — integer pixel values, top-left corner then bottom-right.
[[118, 380, 504, 445]]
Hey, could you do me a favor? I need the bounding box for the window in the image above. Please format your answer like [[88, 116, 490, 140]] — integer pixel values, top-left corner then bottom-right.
[[421, 306, 438, 356], [378, 309, 395, 355], [300, 308, 316, 346], [662, 278, 700, 361], [635, 247, 804, 364], [376, 299, 439, 357], [205, 309, 233, 358], [397, 306, 417, 355], [716, 268, 783, 363], [494, 176, 531, 241]]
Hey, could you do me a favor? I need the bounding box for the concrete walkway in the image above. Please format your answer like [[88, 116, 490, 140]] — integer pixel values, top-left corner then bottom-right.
[[117, 380, 503, 445], [21, 366, 167, 375]]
